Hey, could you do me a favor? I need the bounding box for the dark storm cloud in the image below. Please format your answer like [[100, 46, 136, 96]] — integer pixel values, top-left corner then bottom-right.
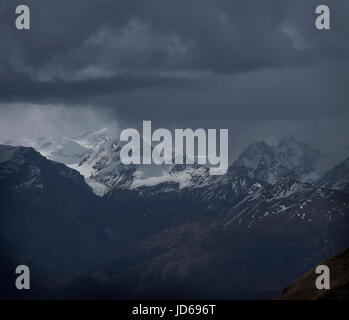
[[0, 72, 195, 102], [0, 0, 349, 152], [1, 1, 348, 95]]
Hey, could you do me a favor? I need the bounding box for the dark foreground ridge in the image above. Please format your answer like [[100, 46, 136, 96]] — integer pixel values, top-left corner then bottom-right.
[[277, 247, 349, 300]]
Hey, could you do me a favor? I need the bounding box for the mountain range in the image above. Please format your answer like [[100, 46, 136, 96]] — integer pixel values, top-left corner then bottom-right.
[[0, 128, 348, 299]]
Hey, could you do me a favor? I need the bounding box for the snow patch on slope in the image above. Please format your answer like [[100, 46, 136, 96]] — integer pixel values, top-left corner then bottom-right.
[[131, 169, 193, 189]]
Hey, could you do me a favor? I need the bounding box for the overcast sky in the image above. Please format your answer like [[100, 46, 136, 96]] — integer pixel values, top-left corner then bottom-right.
[[0, 0, 348, 156]]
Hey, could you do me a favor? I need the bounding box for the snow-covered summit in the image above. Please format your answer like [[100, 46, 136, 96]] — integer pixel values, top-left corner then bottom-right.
[[233, 135, 323, 184], [7, 125, 209, 196], [3, 129, 348, 199]]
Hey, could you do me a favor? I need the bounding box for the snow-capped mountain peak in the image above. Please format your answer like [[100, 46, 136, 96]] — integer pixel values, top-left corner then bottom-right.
[[72, 124, 120, 149], [3, 129, 348, 200], [233, 135, 322, 184]]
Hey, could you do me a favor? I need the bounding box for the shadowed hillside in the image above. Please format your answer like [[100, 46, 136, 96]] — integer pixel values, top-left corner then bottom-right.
[[277, 247, 349, 300]]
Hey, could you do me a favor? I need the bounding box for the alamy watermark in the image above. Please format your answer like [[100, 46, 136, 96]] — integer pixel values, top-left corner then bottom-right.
[[120, 121, 228, 175], [15, 4, 331, 31], [315, 265, 330, 290], [15, 265, 30, 290]]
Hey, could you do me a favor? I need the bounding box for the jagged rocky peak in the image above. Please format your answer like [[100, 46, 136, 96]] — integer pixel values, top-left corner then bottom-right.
[[271, 177, 314, 197], [74, 124, 120, 148], [71, 127, 215, 195], [278, 134, 321, 162], [315, 156, 349, 191], [233, 135, 323, 184], [277, 134, 306, 159]]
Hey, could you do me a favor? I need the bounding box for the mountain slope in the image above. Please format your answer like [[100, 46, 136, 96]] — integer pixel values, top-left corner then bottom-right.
[[51, 177, 349, 299], [0, 144, 225, 298], [277, 247, 349, 300], [0, 145, 110, 279], [315, 157, 349, 191], [0, 144, 159, 298]]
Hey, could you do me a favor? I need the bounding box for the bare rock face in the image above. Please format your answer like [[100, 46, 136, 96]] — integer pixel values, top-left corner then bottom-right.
[[277, 247, 349, 300]]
